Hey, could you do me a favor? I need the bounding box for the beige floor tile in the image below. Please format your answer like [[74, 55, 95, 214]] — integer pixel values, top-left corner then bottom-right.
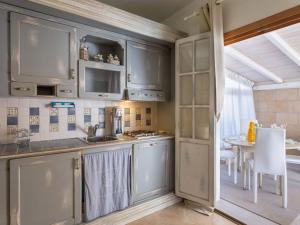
[[128, 203, 236, 225]]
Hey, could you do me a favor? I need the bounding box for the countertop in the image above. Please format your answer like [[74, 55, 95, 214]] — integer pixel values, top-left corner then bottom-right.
[[0, 135, 174, 160]]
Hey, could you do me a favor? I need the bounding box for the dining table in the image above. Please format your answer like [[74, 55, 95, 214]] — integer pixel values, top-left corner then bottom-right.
[[224, 138, 300, 190]]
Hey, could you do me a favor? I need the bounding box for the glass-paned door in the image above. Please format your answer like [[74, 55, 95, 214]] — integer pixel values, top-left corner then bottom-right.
[[175, 0, 224, 207]]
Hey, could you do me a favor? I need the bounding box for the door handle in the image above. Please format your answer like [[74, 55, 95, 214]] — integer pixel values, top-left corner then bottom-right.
[[74, 158, 80, 170]]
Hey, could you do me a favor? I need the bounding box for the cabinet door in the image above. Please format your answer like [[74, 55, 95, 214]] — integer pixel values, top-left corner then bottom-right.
[[175, 0, 224, 207], [0, 8, 8, 97], [0, 160, 8, 225], [10, 152, 81, 225], [127, 41, 169, 90], [10, 12, 77, 86], [133, 140, 170, 203]]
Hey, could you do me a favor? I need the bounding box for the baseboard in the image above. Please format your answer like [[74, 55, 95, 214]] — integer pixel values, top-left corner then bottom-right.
[[84, 193, 182, 225]]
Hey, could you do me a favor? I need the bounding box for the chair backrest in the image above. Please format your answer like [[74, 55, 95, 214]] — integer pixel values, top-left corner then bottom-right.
[[254, 128, 286, 175]]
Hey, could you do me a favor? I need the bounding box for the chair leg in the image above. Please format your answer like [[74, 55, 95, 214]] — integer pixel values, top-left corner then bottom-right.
[[247, 163, 251, 190], [282, 175, 288, 208], [276, 176, 282, 195], [228, 159, 231, 176], [234, 157, 237, 184], [259, 173, 263, 188], [253, 171, 258, 203]]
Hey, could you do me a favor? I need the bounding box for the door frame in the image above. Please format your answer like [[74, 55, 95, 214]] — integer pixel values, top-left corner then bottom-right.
[[224, 5, 300, 46]]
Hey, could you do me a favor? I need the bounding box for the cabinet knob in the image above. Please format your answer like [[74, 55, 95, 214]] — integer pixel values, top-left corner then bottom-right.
[[70, 69, 76, 79]]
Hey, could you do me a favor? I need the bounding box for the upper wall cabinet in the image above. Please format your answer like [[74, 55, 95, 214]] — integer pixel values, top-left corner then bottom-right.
[[10, 12, 77, 97], [0, 8, 8, 97], [127, 41, 170, 91]]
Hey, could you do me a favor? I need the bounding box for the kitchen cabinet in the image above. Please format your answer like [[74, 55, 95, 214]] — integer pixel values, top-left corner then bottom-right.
[[0, 8, 8, 97], [10, 12, 77, 97], [132, 139, 173, 204], [10, 152, 82, 225], [127, 41, 170, 91], [0, 160, 8, 225]]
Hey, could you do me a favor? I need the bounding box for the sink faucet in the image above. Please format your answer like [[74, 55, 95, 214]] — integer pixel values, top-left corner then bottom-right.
[[87, 124, 100, 137]]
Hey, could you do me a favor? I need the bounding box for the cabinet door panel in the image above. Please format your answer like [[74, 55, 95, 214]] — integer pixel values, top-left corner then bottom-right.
[[11, 13, 77, 85], [178, 142, 209, 200], [127, 41, 168, 90], [0, 8, 8, 97], [0, 160, 8, 225], [133, 141, 170, 203], [10, 152, 81, 225]]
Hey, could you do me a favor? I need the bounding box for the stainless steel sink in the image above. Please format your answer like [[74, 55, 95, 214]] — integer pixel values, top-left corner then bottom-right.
[[84, 136, 118, 143]]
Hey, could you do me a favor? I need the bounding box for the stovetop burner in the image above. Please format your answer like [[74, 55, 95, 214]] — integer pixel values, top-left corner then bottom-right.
[[124, 130, 160, 138]]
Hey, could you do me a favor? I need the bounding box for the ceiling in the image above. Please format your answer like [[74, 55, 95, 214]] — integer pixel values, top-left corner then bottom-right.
[[96, 0, 194, 22], [225, 22, 300, 87]]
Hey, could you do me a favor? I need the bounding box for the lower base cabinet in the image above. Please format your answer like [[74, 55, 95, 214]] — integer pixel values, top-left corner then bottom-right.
[[0, 160, 8, 225], [9, 152, 82, 225], [132, 139, 173, 204]]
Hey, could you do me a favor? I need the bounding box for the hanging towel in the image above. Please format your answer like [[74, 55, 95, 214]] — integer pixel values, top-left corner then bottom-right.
[[83, 148, 131, 222]]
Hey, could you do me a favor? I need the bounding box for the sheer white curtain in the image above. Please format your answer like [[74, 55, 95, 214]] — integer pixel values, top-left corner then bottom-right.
[[220, 69, 256, 146]]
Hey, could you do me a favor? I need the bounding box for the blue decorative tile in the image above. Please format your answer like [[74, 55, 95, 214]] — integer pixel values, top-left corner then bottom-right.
[[136, 114, 141, 120], [99, 122, 105, 128], [146, 119, 151, 126], [124, 121, 130, 128], [68, 123, 76, 131], [68, 108, 76, 115], [84, 115, 91, 123], [146, 108, 151, 114], [7, 117, 18, 126], [98, 108, 105, 115], [30, 107, 39, 116], [50, 116, 59, 124], [30, 125, 39, 133]]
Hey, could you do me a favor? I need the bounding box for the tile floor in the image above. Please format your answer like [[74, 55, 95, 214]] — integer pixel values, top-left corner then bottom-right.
[[128, 203, 237, 225]]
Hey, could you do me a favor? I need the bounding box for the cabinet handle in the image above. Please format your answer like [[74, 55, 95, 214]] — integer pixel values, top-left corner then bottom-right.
[[70, 69, 76, 79], [99, 94, 109, 97], [15, 87, 31, 91], [127, 74, 132, 82], [60, 89, 72, 93], [74, 158, 80, 170]]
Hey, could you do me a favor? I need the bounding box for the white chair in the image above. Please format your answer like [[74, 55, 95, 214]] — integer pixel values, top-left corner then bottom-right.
[[247, 128, 287, 208], [220, 147, 238, 184]]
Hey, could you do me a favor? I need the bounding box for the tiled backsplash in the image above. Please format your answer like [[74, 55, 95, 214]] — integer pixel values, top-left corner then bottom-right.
[[0, 98, 157, 144]]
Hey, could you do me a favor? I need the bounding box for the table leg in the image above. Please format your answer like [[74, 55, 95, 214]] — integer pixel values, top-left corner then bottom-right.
[[242, 150, 247, 190]]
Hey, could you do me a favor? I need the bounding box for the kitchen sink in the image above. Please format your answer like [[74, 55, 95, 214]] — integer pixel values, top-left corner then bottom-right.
[[83, 136, 119, 144]]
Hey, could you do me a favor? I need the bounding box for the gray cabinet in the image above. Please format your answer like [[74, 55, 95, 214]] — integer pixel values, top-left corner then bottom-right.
[[10, 152, 82, 225], [132, 139, 172, 204], [10, 12, 77, 97], [0, 8, 8, 97], [127, 41, 170, 91], [0, 160, 8, 225]]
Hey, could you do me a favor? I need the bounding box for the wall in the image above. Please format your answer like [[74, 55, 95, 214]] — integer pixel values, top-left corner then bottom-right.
[[0, 97, 158, 144], [254, 88, 300, 141], [163, 0, 300, 35]]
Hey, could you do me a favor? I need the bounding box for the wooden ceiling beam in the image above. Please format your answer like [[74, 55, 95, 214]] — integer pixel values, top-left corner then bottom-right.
[[264, 32, 300, 67], [225, 46, 283, 83]]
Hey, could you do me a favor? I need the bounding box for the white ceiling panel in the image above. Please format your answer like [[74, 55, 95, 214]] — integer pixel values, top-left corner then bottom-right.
[[225, 22, 300, 84]]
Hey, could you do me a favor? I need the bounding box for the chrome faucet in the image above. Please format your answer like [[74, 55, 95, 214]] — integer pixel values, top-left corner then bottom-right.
[[87, 124, 100, 137]]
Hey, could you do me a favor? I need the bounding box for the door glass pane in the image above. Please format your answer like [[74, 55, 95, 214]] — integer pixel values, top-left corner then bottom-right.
[[180, 75, 193, 105], [195, 39, 210, 72], [180, 108, 192, 138], [85, 68, 120, 93], [195, 108, 209, 140], [195, 73, 209, 105], [179, 42, 193, 73]]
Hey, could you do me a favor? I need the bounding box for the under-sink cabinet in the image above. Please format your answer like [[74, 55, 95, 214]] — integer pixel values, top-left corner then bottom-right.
[[10, 12, 77, 97], [0, 160, 8, 225], [132, 139, 173, 204], [9, 152, 81, 225]]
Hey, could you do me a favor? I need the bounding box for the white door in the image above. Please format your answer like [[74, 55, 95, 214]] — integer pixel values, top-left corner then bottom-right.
[[175, 0, 224, 207]]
